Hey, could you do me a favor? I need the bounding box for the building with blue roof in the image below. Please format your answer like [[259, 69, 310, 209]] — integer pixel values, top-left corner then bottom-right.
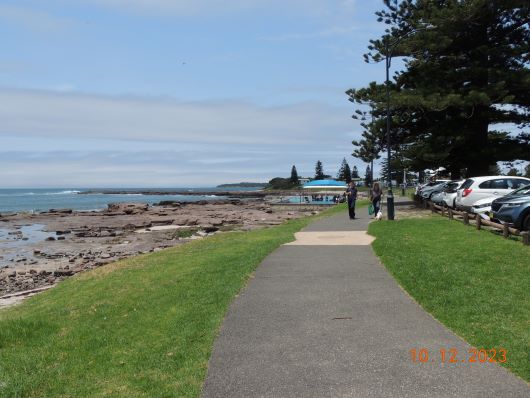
[[302, 179, 347, 189]]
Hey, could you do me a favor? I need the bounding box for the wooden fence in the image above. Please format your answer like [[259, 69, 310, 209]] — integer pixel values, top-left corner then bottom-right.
[[424, 201, 529, 246]]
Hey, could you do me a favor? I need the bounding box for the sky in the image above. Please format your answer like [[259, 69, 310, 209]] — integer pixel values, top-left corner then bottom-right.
[[0, 0, 389, 188]]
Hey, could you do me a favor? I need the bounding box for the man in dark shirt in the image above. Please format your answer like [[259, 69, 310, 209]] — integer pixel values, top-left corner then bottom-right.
[[346, 181, 358, 220]]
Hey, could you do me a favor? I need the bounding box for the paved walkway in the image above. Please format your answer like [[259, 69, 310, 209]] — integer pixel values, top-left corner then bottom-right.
[[202, 207, 529, 397]]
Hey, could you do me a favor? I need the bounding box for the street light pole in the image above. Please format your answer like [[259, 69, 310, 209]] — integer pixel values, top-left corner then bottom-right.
[[385, 38, 395, 220], [382, 25, 434, 220], [402, 168, 406, 196]]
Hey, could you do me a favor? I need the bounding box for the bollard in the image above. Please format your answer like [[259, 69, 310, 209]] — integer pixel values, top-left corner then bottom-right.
[[503, 224, 509, 238], [463, 213, 469, 225], [475, 214, 481, 230], [521, 231, 529, 245]]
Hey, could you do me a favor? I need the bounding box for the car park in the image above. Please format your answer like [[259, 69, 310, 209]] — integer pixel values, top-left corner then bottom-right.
[[455, 176, 530, 211], [491, 184, 530, 231]]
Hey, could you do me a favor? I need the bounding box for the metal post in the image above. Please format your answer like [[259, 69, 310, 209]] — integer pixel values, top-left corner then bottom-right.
[[385, 40, 395, 220], [402, 169, 406, 196]]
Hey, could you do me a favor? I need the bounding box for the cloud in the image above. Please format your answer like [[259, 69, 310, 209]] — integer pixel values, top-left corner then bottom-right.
[[0, 88, 352, 146], [0, 4, 73, 32], [0, 87, 367, 187], [0, 146, 364, 188]]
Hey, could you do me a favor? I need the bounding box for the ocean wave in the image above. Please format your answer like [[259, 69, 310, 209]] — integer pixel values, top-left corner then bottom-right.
[[108, 193, 144, 196], [43, 190, 81, 195], [0, 190, 82, 197], [0, 192, 36, 197]]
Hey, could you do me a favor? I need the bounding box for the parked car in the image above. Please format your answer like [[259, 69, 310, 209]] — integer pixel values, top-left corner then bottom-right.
[[420, 181, 451, 201], [455, 176, 530, 212], [415, 180, 450, 197], [431, 191, 445, 205], [470, 196, 497, 220], [441, 180, 465, 209], [491, 184, 530, 231]]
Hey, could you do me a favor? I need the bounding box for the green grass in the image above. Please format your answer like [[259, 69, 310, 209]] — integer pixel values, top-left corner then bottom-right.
[[0, 205, 348, 397], [169, 227, 198, 239], [369, 216, 530, 381]]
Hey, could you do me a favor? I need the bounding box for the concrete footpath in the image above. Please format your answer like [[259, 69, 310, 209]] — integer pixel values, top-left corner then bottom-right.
[[202, 208, 529, 397]]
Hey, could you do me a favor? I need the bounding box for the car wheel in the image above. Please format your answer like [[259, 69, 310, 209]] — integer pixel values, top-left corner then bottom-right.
[[523, 214, 530, 231]]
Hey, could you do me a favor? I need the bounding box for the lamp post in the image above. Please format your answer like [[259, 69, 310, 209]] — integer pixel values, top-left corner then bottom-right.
[[383, 25, 434, 220], [402, 168, 406, 196], [384, 38, 395, 220]]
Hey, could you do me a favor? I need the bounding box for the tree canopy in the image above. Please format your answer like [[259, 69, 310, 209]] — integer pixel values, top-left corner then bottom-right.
[[290, 165, 300, 185], [315, 160, 325, 180], [337, 158, 352, 182], [365, 165, 372, 187], [347, 0, 530, 178], [351, 165, 359, 179]]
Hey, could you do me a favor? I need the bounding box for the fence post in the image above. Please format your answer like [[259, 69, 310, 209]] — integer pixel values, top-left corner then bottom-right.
[[441, 205, 445, 217], [448, 208, 453, 219], [429, 202, 434, 213], [521, 231, 529, 245], [463, 213, 469, 225], [503, 224, 509, 238], [475, 214, 481, 230]]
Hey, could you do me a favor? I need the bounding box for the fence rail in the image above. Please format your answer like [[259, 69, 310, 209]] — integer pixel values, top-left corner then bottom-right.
[[424, 200, 529, 246]]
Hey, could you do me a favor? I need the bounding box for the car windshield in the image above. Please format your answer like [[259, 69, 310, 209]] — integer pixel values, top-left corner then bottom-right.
[[508, 184, 530, 196]]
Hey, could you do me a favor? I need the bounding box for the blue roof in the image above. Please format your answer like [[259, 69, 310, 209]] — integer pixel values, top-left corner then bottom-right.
[[303, 179, 347, 188]]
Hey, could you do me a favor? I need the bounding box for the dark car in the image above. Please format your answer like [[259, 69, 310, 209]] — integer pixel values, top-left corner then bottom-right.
[[491, 185, 530, 231]]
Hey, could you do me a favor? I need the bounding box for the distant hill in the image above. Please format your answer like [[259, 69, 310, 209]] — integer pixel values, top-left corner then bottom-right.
[[217, 182, 268, 188]]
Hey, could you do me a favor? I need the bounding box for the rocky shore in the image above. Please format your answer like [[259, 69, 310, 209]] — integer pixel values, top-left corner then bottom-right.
[[0, 199, 320, 300]]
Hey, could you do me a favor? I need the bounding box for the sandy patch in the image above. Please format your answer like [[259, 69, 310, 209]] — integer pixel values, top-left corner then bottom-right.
[[284, 231, 375, 246]]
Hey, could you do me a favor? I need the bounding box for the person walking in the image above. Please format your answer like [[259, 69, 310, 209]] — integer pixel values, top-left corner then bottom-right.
[[346, 181, 358, 219], [370, 182, 383, 218]]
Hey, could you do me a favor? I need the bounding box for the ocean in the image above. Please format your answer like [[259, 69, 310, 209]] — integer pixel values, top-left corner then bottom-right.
[[0, 188, 260, 214]]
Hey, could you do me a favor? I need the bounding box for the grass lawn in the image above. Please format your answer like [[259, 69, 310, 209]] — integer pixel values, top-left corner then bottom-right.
[[369, 216, 530, 381], [0, 204, 352, 397]]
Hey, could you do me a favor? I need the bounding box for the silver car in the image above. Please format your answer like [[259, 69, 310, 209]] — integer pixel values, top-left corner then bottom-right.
[[442, 180, 465, 209]]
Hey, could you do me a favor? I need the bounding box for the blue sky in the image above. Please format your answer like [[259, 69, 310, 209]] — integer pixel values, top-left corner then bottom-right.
[[1, 0, 388, 187]]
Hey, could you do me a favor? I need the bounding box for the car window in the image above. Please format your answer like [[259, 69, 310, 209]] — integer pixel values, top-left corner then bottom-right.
[[479, 179, 508, 189], [461, 179, 474, 189], [510, 185, 530, 196], [510, 179, 530, 189]]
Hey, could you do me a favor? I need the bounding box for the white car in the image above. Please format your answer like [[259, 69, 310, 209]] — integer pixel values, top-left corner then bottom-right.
[[455, 176, 530, 211], [470, 196, 496, 220]]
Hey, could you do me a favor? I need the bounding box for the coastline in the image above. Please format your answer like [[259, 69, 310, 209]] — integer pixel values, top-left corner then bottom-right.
[[77, 190, 268, 197], [0, 188, 311, 215], [0, 197, 325, 304]]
